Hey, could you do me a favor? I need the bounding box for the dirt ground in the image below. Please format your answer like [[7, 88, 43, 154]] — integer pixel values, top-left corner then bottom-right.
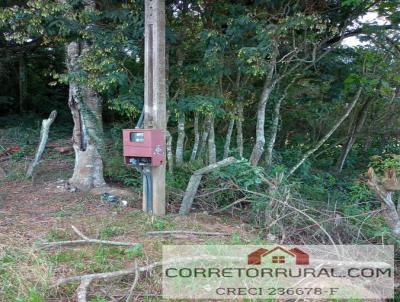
[[0, 157, 255, 301]]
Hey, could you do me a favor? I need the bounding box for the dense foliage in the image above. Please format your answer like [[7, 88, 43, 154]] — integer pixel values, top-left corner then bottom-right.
[[1, 0, 400, 241]]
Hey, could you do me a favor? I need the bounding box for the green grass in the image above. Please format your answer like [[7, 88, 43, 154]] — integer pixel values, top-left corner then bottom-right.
[[88, 297, 108, 302], [0, 203, 251, 301], [99, 226, 125, 239], [0, 247, 51, 302], [49, 203, 85, 218], [106, 209, 178, 233], [45, 229, 72, 241], [45, 243, 145, 277]]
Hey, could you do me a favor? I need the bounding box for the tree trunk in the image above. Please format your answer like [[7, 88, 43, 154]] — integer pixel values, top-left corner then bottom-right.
[[179, 157, 236, 215], [175, 113, 185, 166], [165, 44, 173, 173], [223, 118, 235, 159], [208, 116, 216, 164], [19, 53, 27, 113], [266, 95, 283, 167], [67, 41, 106, 191], [265, 77, 298, 167], [287, 87, 363, 177], [197, 116, 210, 160], [249, 78, 276, 166], [249, 53, 277, 166], [236, 103, 244, 158], [165, 130, 173, 173], [335, 98, 371, 173], [190, 112, 200, 161]]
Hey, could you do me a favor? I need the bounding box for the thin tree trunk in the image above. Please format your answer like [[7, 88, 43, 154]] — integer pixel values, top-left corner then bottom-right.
[[175, 113, 185, 166], [249, 52, 277, 166], [19, 53, 26, 113], [249, 79, 276, 166], [67, 41, 106, 191], [249, 44, 335, 167], [197, 116, 210, 160], [190, 112, 200, 161], [266, 95, 283, 167], [174, 48, 185, 166], [223, 118, 235, 159], [208, 116, 216, 164], [335, 98, 370, 173], [287, 87, 363, 177], [266, 77, 298, 167], [236, 103, 244, 158], [165, 130, 173, 173], [179, 157, 236, 215], [165, 45, 173, 173]]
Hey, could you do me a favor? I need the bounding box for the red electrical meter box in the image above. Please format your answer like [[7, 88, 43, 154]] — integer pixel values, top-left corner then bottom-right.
[[123, 129, 165, 166]]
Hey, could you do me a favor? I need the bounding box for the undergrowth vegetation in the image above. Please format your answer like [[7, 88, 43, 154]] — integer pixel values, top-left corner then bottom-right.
[[2, 117, 394, 247], [1, 93, 399, 301]]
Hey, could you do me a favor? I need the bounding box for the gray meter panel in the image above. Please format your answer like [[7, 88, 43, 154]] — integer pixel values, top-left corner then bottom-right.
[[130, 132, 145, 142]]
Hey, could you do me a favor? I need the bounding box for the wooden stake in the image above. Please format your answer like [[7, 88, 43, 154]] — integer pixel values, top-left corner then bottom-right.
[[144, 0, 166, 215]]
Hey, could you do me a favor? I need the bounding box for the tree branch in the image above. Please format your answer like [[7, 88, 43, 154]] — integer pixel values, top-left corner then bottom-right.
[[146, 230, 229, 236], [287, 87, 363, 177], [39, 225, 139, 249]]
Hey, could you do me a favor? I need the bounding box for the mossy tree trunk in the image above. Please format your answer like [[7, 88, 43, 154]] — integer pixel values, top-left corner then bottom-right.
[[66, 41, 106, 191]]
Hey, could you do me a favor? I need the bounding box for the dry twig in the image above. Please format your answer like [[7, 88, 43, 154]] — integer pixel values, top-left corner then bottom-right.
[[39, 225, 139, 249], [146, 230, 229, 236]]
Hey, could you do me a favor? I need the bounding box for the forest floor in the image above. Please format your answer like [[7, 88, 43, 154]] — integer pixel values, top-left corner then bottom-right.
[[0, 146, 260, 302]]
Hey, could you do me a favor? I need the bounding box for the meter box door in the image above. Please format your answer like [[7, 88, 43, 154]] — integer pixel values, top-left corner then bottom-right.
[[123, 129, 165, 166]]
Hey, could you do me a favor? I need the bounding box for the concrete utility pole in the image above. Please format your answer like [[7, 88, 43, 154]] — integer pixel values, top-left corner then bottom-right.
[[143, 0, 166, 215]]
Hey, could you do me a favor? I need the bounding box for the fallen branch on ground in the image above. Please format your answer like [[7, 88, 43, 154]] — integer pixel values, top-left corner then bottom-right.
[[179, 157, 237, 214], [77, 278, 91, 302], [56, 261, 161, 286], [55, 254, 384, 302], [125, 260, 139, 302], [146, 230, 229, 236], [58, 262, 159, 302], [26, 110, 57, 178], [39, 225, 139, 249], [55, 256, 244, 287]]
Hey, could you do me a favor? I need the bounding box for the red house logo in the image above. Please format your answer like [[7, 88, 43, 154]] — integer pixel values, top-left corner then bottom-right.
[[248, 246, 309, 265]]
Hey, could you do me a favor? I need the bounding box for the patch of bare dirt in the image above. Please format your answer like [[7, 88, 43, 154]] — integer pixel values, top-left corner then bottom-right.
[[0, 158, 256, 301], [0, 156, 250, 248]]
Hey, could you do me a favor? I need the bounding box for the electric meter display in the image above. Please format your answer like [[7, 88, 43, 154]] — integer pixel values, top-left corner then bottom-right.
[[130, 132, 145, 142]]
